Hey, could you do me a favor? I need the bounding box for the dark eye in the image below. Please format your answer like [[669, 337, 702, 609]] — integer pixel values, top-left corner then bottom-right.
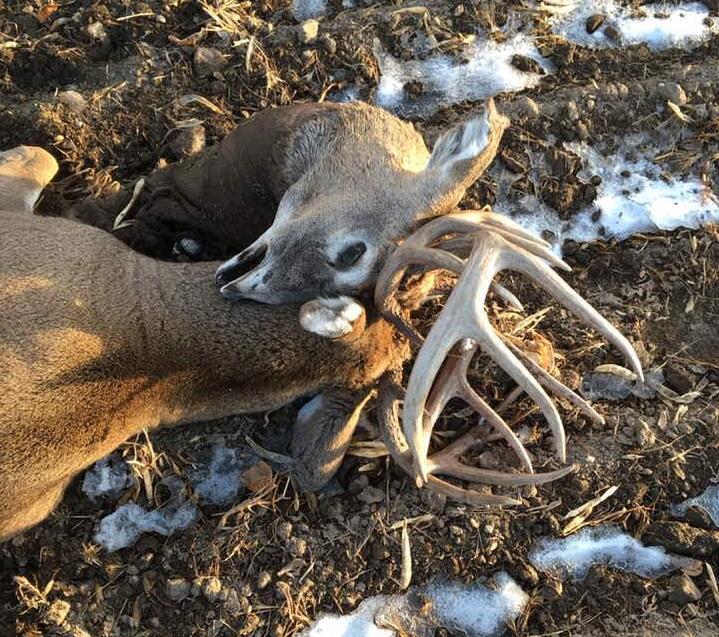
[[334, 241, 367, 269]]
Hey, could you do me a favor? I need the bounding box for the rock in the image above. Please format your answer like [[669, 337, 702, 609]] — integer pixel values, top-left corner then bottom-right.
[[288, 537, 307, 557], [644, 521, 719, 559], [58, 90, 87, 114], [478, 450, 499, 470], [200, 576, 223, 602], [586, 14, 605, 33], [666, 574, 701, 605], [564, 100, 580, 122], [277, 521, 293, 542], [166, 577, 191, 601], [634, 420, 655, 446], [604, 25, 621, 42], [194, 47, 227, 76], [297, 19, 319, 44], [241, 460, 273, 492], [256, 571, 272, 590], [514, 96, 540, 118], [45, 600, 70, 625], [511, 54, 545, 75], [653, 82, 687, 105]]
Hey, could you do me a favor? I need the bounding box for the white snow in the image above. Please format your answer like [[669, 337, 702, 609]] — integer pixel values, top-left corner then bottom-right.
[[82, 455, 132, 500], [495, 135, 719, 253], [303, 574, 528, 637], [374, 34, 552, 118], [191, 444, 248, 506], [550, 1, 717, 52], [529, 526, 692, 580], [94, 501, 198, 552], [292, 0, 327, 21], [426, 574, 528, 637], [94, 477, 198, 551], [672, 484, 719, 527]]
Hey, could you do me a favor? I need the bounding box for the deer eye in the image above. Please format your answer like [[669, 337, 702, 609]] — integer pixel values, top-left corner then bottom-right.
[[333, 241, 367, 269]]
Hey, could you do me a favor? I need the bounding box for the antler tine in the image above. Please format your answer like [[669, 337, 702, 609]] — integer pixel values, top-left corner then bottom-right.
[[423, 340, 534, 473], [500, 245, 645, 382], [376, 373, 523, 507]]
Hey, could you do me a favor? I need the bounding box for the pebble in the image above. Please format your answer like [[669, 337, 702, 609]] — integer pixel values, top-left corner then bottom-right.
[[288, 537, 307, 557], [653, 82, 687, 105], [200, 576, 223, 602], [166, 577, 191, 602], [58, 90, 87, 114], [514, 96, 540, 118], [666, 574, 702, 605], [297, 19, 319, 44], [194, 46, 227, 76], [586, 14, 605, 33], [634, 420, 656, 446], [277, 521, 293, 541], [257, 571, 272, 590]]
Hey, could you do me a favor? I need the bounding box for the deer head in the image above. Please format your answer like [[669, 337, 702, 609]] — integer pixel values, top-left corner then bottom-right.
[[216, 99, 509, 304]]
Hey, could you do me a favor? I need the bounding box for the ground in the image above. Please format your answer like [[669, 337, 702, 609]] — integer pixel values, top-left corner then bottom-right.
[[1, 0, 718, 636]]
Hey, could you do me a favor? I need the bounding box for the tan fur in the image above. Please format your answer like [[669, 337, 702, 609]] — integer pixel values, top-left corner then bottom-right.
[[0, 208, 406, 541]]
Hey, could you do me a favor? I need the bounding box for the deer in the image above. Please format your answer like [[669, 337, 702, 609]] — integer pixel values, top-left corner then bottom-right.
[[1, 98, 642, 540], [0, 146, 409, 541]]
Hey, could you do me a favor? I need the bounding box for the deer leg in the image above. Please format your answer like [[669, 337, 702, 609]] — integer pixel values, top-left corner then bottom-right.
[[0, 479, 69, 542], [290, 388, 373, 492]]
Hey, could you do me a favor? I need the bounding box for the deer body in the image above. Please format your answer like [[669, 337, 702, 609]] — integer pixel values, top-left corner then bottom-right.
[[0, 201, 402, 540]]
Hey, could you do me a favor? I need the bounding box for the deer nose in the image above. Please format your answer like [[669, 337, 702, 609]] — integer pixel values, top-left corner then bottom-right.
[[215, 243, 268, 287]]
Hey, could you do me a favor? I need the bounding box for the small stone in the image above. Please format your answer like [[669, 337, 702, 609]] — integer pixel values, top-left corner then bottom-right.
[[45, 600, 70, 625], [653, 82, 687, 105], [565, 100, 580, 122], [514, 96, 540, 118], [277, 521, 293, 542], [604, 25, 621, 42], [667, 574, 701, 605], [256, 571, 272, 590], [241, 461, 273, 492], [201, 576, 223, 602], [297, 19, 319, 44], [511, 54, 545, 75], [166, 577, 191, 602], [478, 451, 499, 470], [288, 537, 307, 557], [586, 14, 605, 33], [58, 90, 87, 114], [194, 47, 227, 76]]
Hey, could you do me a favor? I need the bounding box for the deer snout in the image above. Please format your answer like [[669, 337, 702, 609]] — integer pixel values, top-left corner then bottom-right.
[[215, 242, 268, 287]]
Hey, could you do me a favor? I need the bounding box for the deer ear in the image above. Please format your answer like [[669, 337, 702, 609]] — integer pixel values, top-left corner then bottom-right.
[[414, 98, 509, 218]]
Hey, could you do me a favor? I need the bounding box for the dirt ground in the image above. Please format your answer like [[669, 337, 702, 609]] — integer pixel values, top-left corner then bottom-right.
[[1, 0, 718, 636]]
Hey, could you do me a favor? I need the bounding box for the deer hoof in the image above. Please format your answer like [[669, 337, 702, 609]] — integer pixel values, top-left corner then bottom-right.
[[299, 296, 365, 339]]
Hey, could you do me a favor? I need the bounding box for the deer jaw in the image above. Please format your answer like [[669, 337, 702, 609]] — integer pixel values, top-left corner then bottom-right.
[[216, 99, 509, 306]]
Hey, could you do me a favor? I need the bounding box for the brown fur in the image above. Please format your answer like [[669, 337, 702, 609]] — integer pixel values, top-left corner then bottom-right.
[[0, 208, 406, 540]]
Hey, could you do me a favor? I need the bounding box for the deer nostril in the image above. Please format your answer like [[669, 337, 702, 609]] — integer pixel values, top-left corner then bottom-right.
[[216, 243, 268, 287]]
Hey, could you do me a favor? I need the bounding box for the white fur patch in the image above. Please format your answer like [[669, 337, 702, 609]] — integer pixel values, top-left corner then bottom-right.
[[450, 108, 491, 164], [326, 232, 377, 292], [299, 296, 364, 339]]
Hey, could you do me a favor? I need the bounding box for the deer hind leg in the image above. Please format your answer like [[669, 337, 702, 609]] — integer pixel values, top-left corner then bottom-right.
[[0, 146, 58, 214], [0, 479, 69, 542], [290, 388, 373, 492]]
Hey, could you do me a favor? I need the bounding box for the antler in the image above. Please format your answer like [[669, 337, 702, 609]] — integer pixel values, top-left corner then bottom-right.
[[375, 207, 643, 499]]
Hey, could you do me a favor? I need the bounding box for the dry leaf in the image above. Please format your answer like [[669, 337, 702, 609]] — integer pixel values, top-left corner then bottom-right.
[[37, 3, 59, 23]]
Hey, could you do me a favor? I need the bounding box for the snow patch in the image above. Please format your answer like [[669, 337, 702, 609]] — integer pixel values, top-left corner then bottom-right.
[[303, 574, 527, 637], [672, 484, 719, 527], [94, 477, 198, 551], [82, 455, 132, 501], [550, 1, 717, 52], [191, 444, 249, 506], [530, 526, 694, 580], [375, 34, 552, 118], [292, 0, 327, 21], [495, 135, 719, 253]]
